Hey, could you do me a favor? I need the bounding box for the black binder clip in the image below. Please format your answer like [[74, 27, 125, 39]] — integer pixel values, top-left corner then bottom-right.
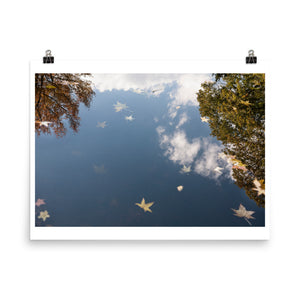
[[246, 50, 257, 64], [43, 50, 54, 64]]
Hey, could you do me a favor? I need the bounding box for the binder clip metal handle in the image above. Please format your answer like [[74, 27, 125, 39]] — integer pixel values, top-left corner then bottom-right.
[[246, 50, 257, 64], [43, 50, 54, 64]]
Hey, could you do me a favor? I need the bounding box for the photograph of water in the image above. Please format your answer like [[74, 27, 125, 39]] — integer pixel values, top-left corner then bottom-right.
[[35, 73, 265, 227]]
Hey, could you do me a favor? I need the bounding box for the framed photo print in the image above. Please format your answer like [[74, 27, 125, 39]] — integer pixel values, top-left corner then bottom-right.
[[30, 60, 269, 240]]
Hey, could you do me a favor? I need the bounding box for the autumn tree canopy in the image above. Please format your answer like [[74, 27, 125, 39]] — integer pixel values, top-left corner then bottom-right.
[[35, 73, 95, 137], [197, 73, 265, 207]]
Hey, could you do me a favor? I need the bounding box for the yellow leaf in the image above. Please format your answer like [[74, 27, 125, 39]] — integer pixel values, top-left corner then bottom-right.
[[46, 85, 56, 89]]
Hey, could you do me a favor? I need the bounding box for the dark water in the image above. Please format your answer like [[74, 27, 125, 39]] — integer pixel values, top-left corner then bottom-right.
[[35, 74, 265, 227]]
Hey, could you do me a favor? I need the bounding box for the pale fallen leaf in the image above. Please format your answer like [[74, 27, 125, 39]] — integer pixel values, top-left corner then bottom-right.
[[96, 121, 107, 128], [38, 210, 50, 222], [240, 100, 252, 106], [125, 115, 134, 121], [252, 178, 265, 196], [177, 185, 184, 192], [46, 85, 56, 89], [35, 198, 46, 207], [231, 204, 255, 225], [135, 198, 154, 213], [36, 121, 52, 127], [181, 165, 191, 173], [113, 101, 128, 112], [214, 167, 223, 175], [232, 165, 247, 171]]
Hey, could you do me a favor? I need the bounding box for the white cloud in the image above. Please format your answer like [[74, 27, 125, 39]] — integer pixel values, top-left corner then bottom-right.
[[156, 126, 165, 135], [176, 112, 189, 129], [91, 74, 175, 94], [167, 74, 212, 118], [157, 126, 234, 181], [194, 139, 233, 180], [157, 127, 201, 166], [168, 74, 211, 106], [90, 73, 236, 182], [194, 140, 223, 179], [90, 74, 211, 115]]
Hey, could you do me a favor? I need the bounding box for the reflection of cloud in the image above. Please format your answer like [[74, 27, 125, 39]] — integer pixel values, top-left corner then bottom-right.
[[91, 74, 211, 114], [92, 74, 171, 95], [156, 126, 165, 135], [93, 164, 107, 174], [176, 113, 188, 129], [194, 140, 223, 179], [194, 139, 232, 180], [167, 74, 212, 118], [157, 126, 233, 181], [170, 74, 211, 105], [157, 127, 201, 166]]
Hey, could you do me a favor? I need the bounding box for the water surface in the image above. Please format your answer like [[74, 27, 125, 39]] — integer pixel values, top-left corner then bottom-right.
[[35, 73, 265, 227]]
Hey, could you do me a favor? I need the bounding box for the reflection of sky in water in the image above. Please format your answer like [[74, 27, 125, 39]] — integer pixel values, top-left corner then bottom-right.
[[36, 74, 265, 226]]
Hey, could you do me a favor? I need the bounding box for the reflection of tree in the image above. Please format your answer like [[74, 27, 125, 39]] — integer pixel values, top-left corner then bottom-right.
[[197, 74, 265, 207], [35, 73, 95, 137]]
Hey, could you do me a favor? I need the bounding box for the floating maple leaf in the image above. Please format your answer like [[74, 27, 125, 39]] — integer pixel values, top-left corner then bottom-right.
[[113, 101, 128, 112], [132, 88, 144, 94], [240, 100, 252, 106], [96, 121, 107, 128], [181, 165, 191, 174], [231, 204, 255, 225], [38, 210, 50, 222], [214, 166, 223, 175], [36, 121, 52, 127], [46, 85, 56, 89], [232, 165, 247, 171], [231, 159, 246, 168], [252, 178, 265, 196], [35, 198, 46, 207], [125, 115, 134, 121], [135, 198, 154, 213], [177, 185, 184, 192]]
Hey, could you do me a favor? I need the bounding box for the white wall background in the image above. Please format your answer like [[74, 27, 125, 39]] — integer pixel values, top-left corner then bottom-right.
[[0, 0, 299, 299]]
